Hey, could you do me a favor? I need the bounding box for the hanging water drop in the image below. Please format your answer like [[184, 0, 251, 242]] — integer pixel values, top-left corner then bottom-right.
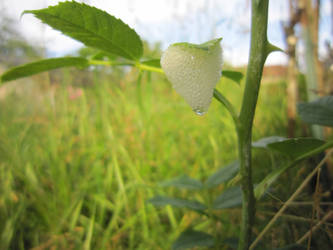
[[193, 108, 206, 116]]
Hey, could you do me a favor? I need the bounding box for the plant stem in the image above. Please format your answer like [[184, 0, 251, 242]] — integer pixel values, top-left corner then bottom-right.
[[237, 1, 270, 249], [89, 60, 164, 74], [213, 89, 240, 128], [89, 59, 133, 67], [135, 63, 164, 74]]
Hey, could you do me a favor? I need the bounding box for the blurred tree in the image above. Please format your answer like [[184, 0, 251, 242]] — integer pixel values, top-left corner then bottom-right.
[[299, 0, 324, 139], [0, 6, 41, 67], [142, 40, 162, 59], [322, 0, 333, 95], [283, 0, 302, 137]]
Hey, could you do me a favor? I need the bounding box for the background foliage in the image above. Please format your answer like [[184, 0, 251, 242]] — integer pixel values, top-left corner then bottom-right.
[[0, 1, 333, 249]]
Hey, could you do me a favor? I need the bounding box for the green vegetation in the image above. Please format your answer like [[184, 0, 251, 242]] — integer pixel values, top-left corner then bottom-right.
[[1, 1, 333, 249], [0, 68, 287, 249]]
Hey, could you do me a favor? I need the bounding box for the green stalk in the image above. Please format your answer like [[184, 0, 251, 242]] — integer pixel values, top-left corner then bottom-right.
[[89, 60, 164, 74], [237, 1, 271, 249]]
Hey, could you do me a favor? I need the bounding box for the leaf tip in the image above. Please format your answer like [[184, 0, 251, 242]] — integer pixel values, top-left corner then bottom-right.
[[20, 10, 34, 19]]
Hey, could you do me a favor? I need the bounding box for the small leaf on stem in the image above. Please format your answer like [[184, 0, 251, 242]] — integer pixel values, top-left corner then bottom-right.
[[252, 136, 286, 149], [159, 175, 203, 190], [213, 186, 242, 209], [268, 138, 325, 159], [222, 70, 244, 85], [298, 96, 333, 127], [205, 161, 239, 188], [148, 196, 207, 212], [172, 229, 215, 250]]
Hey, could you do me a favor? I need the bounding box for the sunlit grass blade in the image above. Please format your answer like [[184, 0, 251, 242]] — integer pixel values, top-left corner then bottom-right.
[[83, 205, 96, 250]]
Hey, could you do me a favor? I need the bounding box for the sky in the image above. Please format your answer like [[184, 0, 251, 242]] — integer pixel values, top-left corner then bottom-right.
[[1, 0, 332, 66]]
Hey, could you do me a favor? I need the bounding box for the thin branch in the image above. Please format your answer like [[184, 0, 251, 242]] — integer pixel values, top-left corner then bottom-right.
[[213, 89, 240, 128], [259, 201, 333, 206], [307, 160, 322, 249], [297, 211, 333, 244], [259, 211, 333, 227]]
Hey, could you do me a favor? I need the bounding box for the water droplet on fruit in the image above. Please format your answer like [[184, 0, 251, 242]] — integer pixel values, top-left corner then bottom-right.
[[193, 108, 206, 116]]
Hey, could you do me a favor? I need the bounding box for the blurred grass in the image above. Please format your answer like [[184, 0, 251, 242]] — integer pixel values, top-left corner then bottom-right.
[[0, 68, 288, 249]]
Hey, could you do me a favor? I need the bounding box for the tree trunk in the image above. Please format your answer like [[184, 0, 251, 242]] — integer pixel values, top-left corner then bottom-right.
[[284, 0, 300, 138], [299, 0, 324, 139], [313, 0, 325, 96]]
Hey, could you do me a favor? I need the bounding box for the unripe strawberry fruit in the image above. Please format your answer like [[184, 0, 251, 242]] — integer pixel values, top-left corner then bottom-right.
[[161, 38, 223, 115]]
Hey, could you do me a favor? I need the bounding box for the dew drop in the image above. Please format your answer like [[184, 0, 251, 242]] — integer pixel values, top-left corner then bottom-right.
[[193, 108, 206, 116]]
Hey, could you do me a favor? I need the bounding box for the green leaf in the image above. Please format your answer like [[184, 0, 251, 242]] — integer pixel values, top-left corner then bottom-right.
[[224, 238, 239, 249], [91, 51, 117, 60], [0, 57, 88, 83], [141, 59, 161, 68], [172, 229, 215, 250], [213, 186, 242, 209], [24, 1, 143, 60], [255, 140, 333, 200], [205, 161, 239, 188], [222, 70, 244, 85], [148, 196, 206, 211], [159, 175, 203, 190], [268, 138, 325, 158], [252, 136, 286, 149], [298, 96, 333, 127], [255, 166, 288, 200]]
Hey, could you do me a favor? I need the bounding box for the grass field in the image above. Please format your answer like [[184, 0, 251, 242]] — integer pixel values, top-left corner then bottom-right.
[[0, 68, 289, 249]]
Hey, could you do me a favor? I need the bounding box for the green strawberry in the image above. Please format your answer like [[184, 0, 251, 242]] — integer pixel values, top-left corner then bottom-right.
[[161, 38, 223, 115]]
